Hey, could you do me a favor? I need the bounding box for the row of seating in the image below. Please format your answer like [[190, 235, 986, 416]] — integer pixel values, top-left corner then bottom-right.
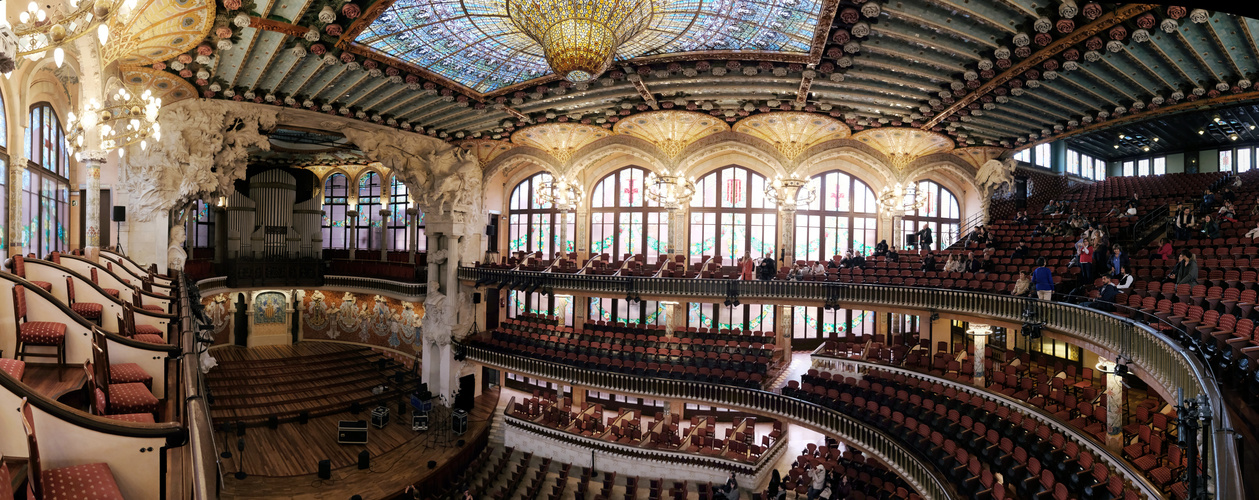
[[780, 444, 922, 500]]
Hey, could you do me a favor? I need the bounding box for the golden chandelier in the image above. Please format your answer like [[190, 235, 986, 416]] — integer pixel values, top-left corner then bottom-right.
[[507, 0, 656, 83]]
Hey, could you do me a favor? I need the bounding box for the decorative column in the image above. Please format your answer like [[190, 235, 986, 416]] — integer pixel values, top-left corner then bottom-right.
[[965, 323, 992, 388], [379, 208, 390, 261], [8, 156, 26, 259], [407, 206, 419, 264], [778, 206, 796, 264], [664, 205, 687, 265], [81, 150, 107, 258], [421, 210, 483, 403], [575, 209, 589, 261], [777, 305, 794, 355], [662, 301, 682, 336], [346, 207, 359, 260], [1096, 358, 1126, 451]]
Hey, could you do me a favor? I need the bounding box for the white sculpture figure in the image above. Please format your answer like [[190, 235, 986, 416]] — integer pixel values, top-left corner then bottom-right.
[[167, 224, 187, 271], [422, 290, 452, 347], [0, 22, 17, 73], [975, 159, 1017, 221], [121, 100, 277, 222], [341, 128, 483, 215]]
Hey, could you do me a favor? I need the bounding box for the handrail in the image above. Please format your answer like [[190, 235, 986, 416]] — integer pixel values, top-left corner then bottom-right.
[[808, 351, 1162, 500], [179, 275, 219, 500], [457, 266, 1242, 499], [464, 343, 953, 500], [194, 274, 426, 298]]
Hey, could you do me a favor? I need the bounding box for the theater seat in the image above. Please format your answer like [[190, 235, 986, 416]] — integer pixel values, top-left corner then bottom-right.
[[0, 358, 26, 381], [11, 255, 52, 293], [23, 400, 125, 500], [12, 285, 66, 377]]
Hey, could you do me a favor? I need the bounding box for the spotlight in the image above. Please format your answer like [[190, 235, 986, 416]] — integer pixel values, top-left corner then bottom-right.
[[1142, 146, 1150, 152], [1114, 144, 1120, 149], [1153, 137, 1159, 142], [1213, 115, 1221, 122], [1231, 134, 1239, 141], [1199, 130, 1205, 135]]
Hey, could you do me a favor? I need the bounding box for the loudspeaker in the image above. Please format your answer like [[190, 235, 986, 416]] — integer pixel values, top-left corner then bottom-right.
[[112, 206, 126, 222], [357, 451, 370, 470], [456, 439, 465, 447], [317, 460, 331, 479], [455, 375, 475, 412], [236, 421, 246, 436], [473, 293, 482, 304], [236, 438, 245, 451], [298, 411, 310, 424], [268, 415, 278, 429], [427, 460, 437, 469], [338, 420, 369, 445], [485, 224, 497, 236], [452, 409, 468, 435], [350, 402, 363, 414]]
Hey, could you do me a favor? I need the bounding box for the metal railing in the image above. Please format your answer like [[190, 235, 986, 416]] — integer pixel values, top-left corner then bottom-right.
[[458, 266, 1241, 499], [179, 276, 219, 500], [465, 344, 952, 500], [196, 275, 426, 298]]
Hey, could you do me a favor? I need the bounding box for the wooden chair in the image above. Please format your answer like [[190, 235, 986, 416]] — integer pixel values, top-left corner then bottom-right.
[[11, 285, 66, 379], [65, 276, 103, 325], [22, 399, 125, 499]]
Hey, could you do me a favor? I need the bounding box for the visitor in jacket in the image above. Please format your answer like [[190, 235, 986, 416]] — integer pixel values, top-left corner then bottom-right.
[[1032, 258, 1055, 300], [1082, 275, 1120, 312], [1202, 214, 1221, 239], [1108, 245, 1129, 277], [916, 225, 934, 250], [1175, 208, 1196, 240], [807, 465, 827, 500], [1166, 250, 1199, 285], [1012, 241, 1030, 259], [920, 253, 937, 272], [1155, 238, 1174, 260], [1078, 241, 1094, 279], [874, 240, 888, 257]]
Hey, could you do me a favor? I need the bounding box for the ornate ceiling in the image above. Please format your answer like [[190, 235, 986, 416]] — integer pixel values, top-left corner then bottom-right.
[[143, 0, 1259, 161]]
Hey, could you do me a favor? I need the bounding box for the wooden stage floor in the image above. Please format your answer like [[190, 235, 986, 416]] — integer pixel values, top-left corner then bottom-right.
[[216, 386, 497, 499]]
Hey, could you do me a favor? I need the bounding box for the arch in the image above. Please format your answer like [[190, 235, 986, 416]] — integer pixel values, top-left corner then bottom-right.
[[507, 171, 574, 257], [794, 143, 897, 190], [0, 86, 7, 150], [792, 169, 880, 263], [355, 171, 385, 250], [676, 133, 786, 179], [687, 165, 777, 265], [902, 179, 962, 250], [482, 148, 562, 185], [24, 102, 70, 257], [568, 135, 670, 177], [588, 166, 668, 261], [321, 173, 352, 249]]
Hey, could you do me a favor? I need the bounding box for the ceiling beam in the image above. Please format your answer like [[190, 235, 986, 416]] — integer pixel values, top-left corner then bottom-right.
[[1026, 88, 1259, 149], [923, 4, 1156, 129]]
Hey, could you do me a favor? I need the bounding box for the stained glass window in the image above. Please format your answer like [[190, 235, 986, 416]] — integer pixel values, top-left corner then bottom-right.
[[589, 167, 665, 260], [355, 0, 824, 93], [508, 291, 574, 326], [508, 172, 574, 257], [356, 172, 383, 250], [23, 104, 68, 257], [793, 170, 876, 261], [0, 89, 6, 149], [686, 302, 775, 332], [791, 306, 874, 346], [192, 199, 215, 248], [901, 180, 960, 250], [589, 297, 665, 326], [387, 176, 418, 252], [688, 166, 776, 264], [321, 173, 350, 249]]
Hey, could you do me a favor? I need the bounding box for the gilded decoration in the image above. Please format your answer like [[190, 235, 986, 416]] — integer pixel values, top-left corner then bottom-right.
[[511, 123, 612, 164], [612, 110, 729, 159], [121, 65, 198, 105], [950, 146, 1008, 170], [101, 0, 216, 66], [732, 112, 849, 160], [852, 128, 954, 170]]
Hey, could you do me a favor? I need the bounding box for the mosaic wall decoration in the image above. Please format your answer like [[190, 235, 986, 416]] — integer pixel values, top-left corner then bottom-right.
[[253, 292, 289, 324], [300, 290, 425, 353]]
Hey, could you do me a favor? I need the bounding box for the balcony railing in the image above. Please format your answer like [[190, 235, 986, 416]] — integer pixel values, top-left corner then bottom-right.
[[197, 275, 425, 298], [458, 266, 1241, 499], [464, 344, 953, 500]]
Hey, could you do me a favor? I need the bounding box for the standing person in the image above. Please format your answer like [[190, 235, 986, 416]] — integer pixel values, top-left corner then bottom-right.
[[917, 225, 934, 251], [766, 470, 786, 500], [1109, 245, 1128, 277], [759, 253, 776, 280], [740, 253, 756, 280], [722, 471, 740, 500], [1078, 239, 1094, 279], [1033, 257, 1055, 300], [1175, 207, 1196, 240], [807, 464, 827, 500]]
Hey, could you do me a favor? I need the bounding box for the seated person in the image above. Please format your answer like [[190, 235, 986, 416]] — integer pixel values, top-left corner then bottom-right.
[[1202, 214, 1221, 239], [1011, 241, 1030, 259], [1015, 211, 1030, 225], [1041, 200, 1058, 215], [787, 264, 804, 281], [920, 253, 937, 272], [1012, 271, 1032, 296], [1031, 222, 1047, 237], [811, 261, 827, 277], [1219, 201, 1238, 223], [874, 239, 889, 257], [1155, 238, 1174, 260], [886, 250, 899, 263], [1114, 267, 1134, 290], [850, 252, 867, 268], [1246, 222, 1259, 239], [1105, 205, 1122, 217], [1081, 275, 1120, 312]]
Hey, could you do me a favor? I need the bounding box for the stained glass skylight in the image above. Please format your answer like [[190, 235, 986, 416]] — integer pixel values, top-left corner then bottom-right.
[[354, 0, 825, 94]]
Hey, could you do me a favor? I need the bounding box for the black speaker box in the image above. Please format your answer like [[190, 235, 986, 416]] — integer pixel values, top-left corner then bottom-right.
[[452, 409, 468, 435], [112, 206, 126, 222], [455, 375, 475, 411], [298, 411, 310, 424], [236, 421, 246, 436], [318, 460, 331, 479], [268, 416, 278, 429], [473, 292, 482, 304], [350, 402, 363, 414], [358, 451, 370, 470], [485, 224, 497, 236]]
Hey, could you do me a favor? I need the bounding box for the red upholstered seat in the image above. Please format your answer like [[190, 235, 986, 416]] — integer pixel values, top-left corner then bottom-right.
[[19, 321, 66, 345], [131, 334, 166, 345], [71, 302, 103, 319], [29, 281, 52, 293], [0, 358, 25, 381], [140, 304, 164, 313], [106, 413, 155, 424], [109, 363, 152, 389], [102, 289, 120, 298], [39, 461, 125, 500], [134, 324, 162, 336], [98, 383, 159, 416]]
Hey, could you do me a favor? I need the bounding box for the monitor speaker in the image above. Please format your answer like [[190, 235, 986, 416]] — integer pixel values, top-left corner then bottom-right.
[[235, 421, 246, 436], [358, 451, 370, 470], [317, 460, 331, 479], [112, 206, 126, 222], [268, 416, 278, 429]]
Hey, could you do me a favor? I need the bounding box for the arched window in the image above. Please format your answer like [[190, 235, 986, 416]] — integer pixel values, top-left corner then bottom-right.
[[793, 170, 877, 261], [901, 180, 960, 250], [589, 167, 666, 260], [321, 173, 350, 249], [508, 172, 574, 256], [387, 176, 412, 252], [688, 166, 776, 264], [23, 104, 69, 256], [191, 200, 215, 248], [356, 171, 383, 250]]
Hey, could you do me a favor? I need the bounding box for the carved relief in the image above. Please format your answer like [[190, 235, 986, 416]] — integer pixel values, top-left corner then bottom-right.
[[341, 127, 483, 216]]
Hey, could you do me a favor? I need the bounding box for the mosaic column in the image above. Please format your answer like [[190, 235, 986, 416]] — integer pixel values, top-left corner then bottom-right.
[[778, 207, 796, 264], [966, 323, 992, 388], [665, 206, 687, 266], [663, 301, 682, 336], [379, 208, 389, 261], [1101, 359, 1125, 451], [558, 210, 570, 259], [777, 304, 794, 354], [81, 150, 107, 258], [8, 156, 26, 259], [407, 207, 418, 264], [575, 209, 589, 261], [347, 208, 359, 260]]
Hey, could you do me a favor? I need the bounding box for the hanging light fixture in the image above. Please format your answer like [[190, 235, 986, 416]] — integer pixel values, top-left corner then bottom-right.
[[66, 87, 162, 156], [644, 169, 696, 208], [534, 175, 584, 210], [764, 173, 817, 208], [507, 0, 657, 82], [9, 0, 123, 70], [877, 182, 927, 214]]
